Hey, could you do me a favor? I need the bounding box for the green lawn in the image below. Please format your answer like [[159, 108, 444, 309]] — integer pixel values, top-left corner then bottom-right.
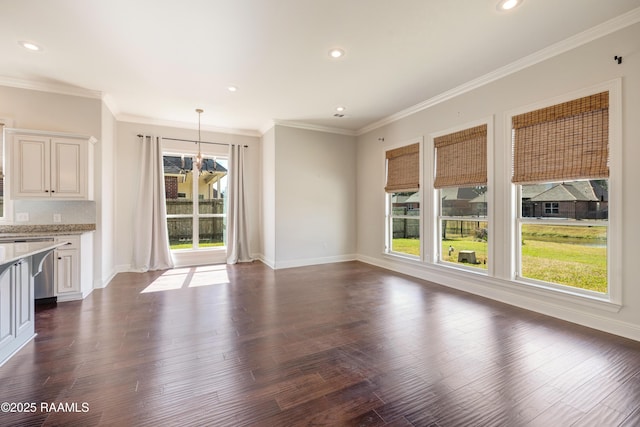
[[393, 226, 607, 293], [520, 239, 606, 293], [391, 239, 420, 256]]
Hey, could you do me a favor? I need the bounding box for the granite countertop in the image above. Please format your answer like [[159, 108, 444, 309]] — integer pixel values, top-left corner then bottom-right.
[[0, 241, 67, 266], [0, 223, 96, 237]]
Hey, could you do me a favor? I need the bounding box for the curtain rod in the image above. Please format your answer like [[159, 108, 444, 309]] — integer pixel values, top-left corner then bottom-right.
[[137, 134, 248, 148]]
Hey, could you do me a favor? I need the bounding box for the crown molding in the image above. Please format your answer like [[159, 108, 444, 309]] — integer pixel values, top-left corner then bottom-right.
[[357, 6, 640, 136], [117, 113, 262, 138], [273, 120, 358, 136], [101, 93, 120, 117], [0, 75, 103, 99]]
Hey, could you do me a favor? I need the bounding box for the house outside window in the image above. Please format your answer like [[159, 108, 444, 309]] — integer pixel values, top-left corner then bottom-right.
[[385, 142, 421, 258], [163, 154, 228, 251], [512, 90, 612, 296]]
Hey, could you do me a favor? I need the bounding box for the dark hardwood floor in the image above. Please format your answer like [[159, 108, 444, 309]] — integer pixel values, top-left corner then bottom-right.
[[1, 261, 640, 426]]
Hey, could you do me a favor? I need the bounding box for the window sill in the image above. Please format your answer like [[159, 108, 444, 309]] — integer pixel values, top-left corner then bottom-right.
[[511, 277, 621, 313], [437, 260, 488, 275], [171, 246, 226, 253], [376, 253, 622, 314], [382, 251, 422, 265]]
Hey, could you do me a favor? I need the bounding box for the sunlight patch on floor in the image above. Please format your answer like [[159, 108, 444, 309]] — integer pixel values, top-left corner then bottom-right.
[[141, 265, 230, 293]]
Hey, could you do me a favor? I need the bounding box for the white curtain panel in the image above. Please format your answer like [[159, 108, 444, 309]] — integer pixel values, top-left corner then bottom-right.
[[226, 144, 252, 264], [132, 135, 174, 271]]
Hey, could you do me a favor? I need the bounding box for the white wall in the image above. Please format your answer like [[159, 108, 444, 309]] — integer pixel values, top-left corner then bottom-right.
[[97, 102, 117, 287], [261, 127, 276, 266], [0, 86, 101, 134], [269, 125, 357, 268], [356, 23, 640, 340], [114, 121, 261, 270]]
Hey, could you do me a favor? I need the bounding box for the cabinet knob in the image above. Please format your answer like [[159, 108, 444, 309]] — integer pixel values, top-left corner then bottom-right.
[[45, 190, 49, 192]]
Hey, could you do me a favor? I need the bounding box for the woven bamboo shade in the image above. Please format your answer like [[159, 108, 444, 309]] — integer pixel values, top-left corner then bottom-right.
[[385, 143, 419, 192], [433, 124, 487, 189], [512, 92, 609, 184]]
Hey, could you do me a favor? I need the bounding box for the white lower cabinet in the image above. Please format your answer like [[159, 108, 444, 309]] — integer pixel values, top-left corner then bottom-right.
[[0, 259, 34, 365], [54, 236, 80, 301]]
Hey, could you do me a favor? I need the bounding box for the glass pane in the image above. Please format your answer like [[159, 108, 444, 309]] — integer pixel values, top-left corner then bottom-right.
[[441, 186, 487, 217], [198, 157, 227, 215], [441, 220, 488, 269], [199, 217, 225, 248], [164, 155, 195, 250], [521, 179, 608, 220], [167, 217, 193, 250], [390, 191, 420, 257], [521, 224, 607, 293], [391, 191, 420, 216], [391, 218, 420, 256]]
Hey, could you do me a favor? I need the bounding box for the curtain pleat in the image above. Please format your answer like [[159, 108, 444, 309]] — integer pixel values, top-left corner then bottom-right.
[[226, 144, 252, 264], [132, 136, 174, 271]]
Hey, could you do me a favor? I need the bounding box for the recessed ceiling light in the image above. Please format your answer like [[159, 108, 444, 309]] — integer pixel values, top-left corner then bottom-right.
[[336, 106, 346, 112], [497, 0, 523, 11], [227, 85, 238, 92], [19, 41, 42, 51], [329, 48, 345, 59]]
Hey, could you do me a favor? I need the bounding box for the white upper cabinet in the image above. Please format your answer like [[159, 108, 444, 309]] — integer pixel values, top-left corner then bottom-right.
[[9, 130, 96, 200]]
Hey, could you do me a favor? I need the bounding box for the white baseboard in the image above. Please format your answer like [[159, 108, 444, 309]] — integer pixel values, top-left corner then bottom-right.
[[273, 254, 357, 270]]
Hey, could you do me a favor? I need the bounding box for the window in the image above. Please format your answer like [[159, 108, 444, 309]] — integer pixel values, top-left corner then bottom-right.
[[544, 202, 559, 215], [512, 91, 610, 295], [163, 154, 228, 251], [434, 124, 488, 270], [385, 142, 420, 257]]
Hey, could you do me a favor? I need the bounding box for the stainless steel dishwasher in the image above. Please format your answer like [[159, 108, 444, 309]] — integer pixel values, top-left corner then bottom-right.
[[0, 237, 57, 304]]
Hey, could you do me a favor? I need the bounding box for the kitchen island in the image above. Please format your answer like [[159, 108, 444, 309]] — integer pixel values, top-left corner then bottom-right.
[[0, 241, 66, 366]]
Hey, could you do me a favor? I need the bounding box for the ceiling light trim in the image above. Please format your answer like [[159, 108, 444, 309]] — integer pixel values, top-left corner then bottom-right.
[[18, 41, 43, 51], [357, 5, 640, 136], [496, 0, 523, 12], [328, 48, 345, 59]]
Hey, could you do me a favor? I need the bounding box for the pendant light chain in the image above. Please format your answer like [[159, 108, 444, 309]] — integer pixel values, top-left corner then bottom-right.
[[195, 108, 204, 171]]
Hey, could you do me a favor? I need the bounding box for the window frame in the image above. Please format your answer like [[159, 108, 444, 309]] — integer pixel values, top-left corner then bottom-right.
[[515, 182, 608, 297], [383, 137, 423, 261], [163, 151, 228, 252], [429, 118, 493, 274], [437, 187, 489, 272], [507, 79, 622, 305]]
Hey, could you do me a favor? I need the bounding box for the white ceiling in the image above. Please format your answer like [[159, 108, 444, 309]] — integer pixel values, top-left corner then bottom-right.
[[1, 0, 639, 135]]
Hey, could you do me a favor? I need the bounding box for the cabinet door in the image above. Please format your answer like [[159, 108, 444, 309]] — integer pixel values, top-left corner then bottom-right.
[[0, 266, 14, 351], [56, 249, 80, 294], [14, 260, 33, 337], [12, 135, 51, 197], [50, 138, 86, 199]]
